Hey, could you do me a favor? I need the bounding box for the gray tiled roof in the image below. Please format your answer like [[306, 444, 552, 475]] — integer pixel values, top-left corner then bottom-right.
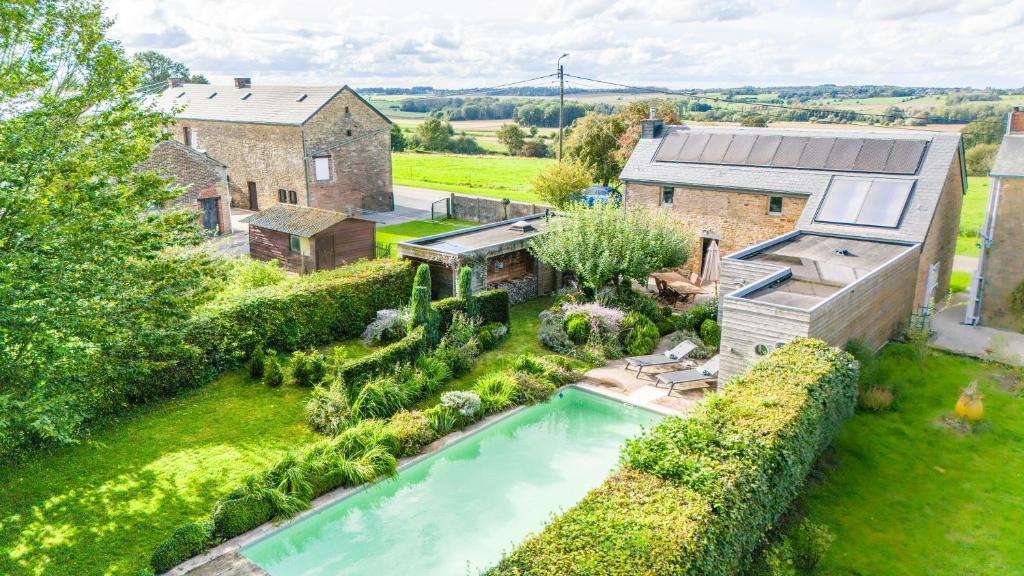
[[153, 84, 343, 125], [991, 134, 1024, 178], [621, 125, 963, 244], [242, 205, 358, 237]]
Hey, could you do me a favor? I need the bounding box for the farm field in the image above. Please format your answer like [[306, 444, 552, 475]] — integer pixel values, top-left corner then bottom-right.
[[0, 368, 326, 576], [392, 152, 552, 202], [799, 345, 1024, 575]]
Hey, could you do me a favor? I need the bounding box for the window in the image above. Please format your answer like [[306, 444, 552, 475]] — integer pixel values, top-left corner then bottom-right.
[[346, 129, 352, 137], [755, 344, 770, 356], [768, 196, 783, 215], [314, 156, 331, 181], [660, 186, 675, 206], [344, 105, 350, 115], [278, 189, 287, 203], [289, 234, 301, 253], [814, 177, 914, 228], [288, 190, 297, 204]]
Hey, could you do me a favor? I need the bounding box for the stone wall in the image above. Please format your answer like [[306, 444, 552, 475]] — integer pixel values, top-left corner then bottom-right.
[[302, 88, 393, 212], [173, 120, 305, 211], [981, 177, 1024, 330], [624, 182, 806, 274], [137, 140, 232, 235], [449, 194, 551, 223], [913, 154, 965, 309]]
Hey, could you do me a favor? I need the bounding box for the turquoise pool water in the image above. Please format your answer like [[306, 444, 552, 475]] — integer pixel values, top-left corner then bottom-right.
[[241, 387, 662, 576]]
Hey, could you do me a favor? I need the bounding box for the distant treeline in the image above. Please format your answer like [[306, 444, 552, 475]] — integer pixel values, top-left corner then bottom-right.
[[400, 96, 614, 127]]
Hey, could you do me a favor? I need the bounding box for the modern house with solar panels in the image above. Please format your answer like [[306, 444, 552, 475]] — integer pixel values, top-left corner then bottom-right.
[[621, 118, 966, 382]]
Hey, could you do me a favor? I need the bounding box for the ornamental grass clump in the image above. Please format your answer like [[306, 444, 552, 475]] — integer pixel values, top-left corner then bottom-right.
[[489, 338, 858, 575]]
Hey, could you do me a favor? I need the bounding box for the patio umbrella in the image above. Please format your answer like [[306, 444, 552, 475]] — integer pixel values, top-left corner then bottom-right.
[[700, 240, 721, 293]]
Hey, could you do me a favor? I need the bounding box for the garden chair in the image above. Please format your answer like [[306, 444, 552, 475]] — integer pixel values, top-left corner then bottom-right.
[[624, 340, 697, 378], [654, 355, 720, 394]]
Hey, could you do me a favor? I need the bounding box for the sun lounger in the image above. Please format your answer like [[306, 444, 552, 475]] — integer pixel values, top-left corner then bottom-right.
[[654, 355, 720, 394], [624, 341, 697, 378]]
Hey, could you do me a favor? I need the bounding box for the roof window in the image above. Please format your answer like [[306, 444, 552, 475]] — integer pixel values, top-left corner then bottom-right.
[[207, 92, 218, 99], [241, 92, 252, 100], [297, 94, 308, 102]]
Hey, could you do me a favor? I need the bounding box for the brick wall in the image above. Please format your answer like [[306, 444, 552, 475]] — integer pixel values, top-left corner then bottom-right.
[[1010, 110, 1024, 134], [624, 182, 807, 274], [915, 154, 965, 308], [303, 89, 393, 212], [174, 120, 306, 211], [980, 177, 1024, 330], [137, 140, 232, 235]]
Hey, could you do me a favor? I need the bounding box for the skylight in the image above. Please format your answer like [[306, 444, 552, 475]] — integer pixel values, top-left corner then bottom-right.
[[207, 92, 217, 99], [814, 177, 914, 228], [297, 94, 308, 102], [241, 93, 252, 100]]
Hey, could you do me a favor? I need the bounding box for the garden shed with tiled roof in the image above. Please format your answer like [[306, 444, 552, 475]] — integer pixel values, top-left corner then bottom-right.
[[243, 205, 375, 274]]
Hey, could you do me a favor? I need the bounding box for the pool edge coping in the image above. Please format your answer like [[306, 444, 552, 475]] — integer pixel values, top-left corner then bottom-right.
[[167, 384, 670, 575]]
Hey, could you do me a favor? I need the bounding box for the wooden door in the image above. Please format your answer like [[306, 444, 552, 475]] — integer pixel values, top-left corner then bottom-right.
[[198, 197, 219, 233], [316, 236, 335, 271], [247, 181, 258, 210]]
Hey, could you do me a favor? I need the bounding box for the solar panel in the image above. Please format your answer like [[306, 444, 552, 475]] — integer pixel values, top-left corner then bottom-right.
[[771, 137, 809, 167], [814, 177, 913, 228], [824, 138, 863, 171], [884, 139, 927, 174], [853, 139, 894, 173], [722, 134, 758, 164], [796, 138, 835, 169], [654, 130, 689, 162], [700, 134, 733, 164], [747, 135, 783, 165], [677, 132, 711, 162]]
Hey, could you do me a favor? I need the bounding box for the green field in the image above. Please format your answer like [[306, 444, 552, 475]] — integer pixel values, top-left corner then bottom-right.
[[375, 218, 478, 255], [957, 176, 990, 257], [0, 370, 320, 576], [800, 345, 1024, 575], [392, 152, 552, 202]]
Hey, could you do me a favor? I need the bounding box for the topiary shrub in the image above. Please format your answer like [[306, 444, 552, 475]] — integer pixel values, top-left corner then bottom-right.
[[248, 347, 265, 380], [458, 266, 479, 319], [621, 312, 659, 356], [263, 351, 284, 388], [385, 410, 436, 457], [150, 521, 211, 573], [408, 285, 439, 344], [336, 326, 427, 388], [211, 494, 276, 540], [789, 518, 835, 569], [563, 312, 591, 345], [290, 349, 328, 387], [699, 318, 721, 349], [411, 263, 431, 301]]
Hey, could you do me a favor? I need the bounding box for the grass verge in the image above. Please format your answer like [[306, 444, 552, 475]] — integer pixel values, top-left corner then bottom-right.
[[957, 176, 989, 257], [798, 345, 1024, 575]]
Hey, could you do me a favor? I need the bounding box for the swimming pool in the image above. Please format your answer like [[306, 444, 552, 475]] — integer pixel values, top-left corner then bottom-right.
[[241, 387, 662, 575]]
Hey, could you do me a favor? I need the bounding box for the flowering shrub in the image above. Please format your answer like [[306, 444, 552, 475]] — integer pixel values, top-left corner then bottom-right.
[[441, 391, 481, 418], [561, 302, 626, 332], [361, 308, 408, 345]]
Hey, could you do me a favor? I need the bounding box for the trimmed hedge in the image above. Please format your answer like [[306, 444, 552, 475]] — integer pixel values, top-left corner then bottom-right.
[[435, 289, 510, 332], [489, 338, 858, 576], [189, 259, 415, 373], [150, 521, 211, 573], [336, 326, 428, 387]]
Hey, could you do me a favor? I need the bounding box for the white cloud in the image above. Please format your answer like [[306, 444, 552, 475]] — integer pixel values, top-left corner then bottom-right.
[[104, 0, 1024, 88]]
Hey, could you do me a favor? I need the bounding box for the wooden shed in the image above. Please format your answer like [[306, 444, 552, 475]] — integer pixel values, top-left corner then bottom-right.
[[243, 205, 375, 274]]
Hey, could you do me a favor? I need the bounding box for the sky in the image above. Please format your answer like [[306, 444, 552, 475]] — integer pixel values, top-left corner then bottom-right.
[[105, 0, 1024, 90]]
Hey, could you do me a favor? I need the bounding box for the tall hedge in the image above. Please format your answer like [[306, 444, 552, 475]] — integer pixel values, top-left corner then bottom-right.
[[435, 289, 510, 333], [489, 338, 858, 576], [336, 326, 428, 388], [188, 259, 415, 373]]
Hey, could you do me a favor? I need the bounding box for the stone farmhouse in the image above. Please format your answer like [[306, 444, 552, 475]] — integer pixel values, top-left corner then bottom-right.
[[154, 77, 393, 215], [965, 108, 1024, 331], [135, 139, 233, 235], [621, 120, 966, 381]]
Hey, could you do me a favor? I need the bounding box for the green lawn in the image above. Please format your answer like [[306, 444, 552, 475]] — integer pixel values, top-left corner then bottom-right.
[[392, 152, 552, 202], [799, 345, 1024, 575], [375, 218, 478, 256], [957, 176, 990, 257], [949, 270, 971, 294]]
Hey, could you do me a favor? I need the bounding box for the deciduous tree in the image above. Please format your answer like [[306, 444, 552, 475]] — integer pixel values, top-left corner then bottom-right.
[[132, 50, 208, 91], [415, 116, 453, 151], [564, 112, 624, 185], [531, 161, 592, 208], [497, 123, 526, 155]]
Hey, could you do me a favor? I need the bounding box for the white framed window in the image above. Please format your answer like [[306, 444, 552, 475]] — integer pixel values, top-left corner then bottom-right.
[[661, 186, 675, 206], [314, 156, 331, 181], [768, 196, 783, 215]]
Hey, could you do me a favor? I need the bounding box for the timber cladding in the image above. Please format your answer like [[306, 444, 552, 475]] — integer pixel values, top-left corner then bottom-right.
[[249, 225, 307, 273], [624, 182, 806, 275]]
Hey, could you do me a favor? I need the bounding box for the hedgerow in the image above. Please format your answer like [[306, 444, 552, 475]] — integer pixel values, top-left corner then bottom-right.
[[336, 326, 429, 387], [488, 338, 858, 576]]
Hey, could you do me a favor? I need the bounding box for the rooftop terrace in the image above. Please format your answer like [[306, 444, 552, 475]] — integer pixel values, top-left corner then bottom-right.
[[739, 234, 914, 309]]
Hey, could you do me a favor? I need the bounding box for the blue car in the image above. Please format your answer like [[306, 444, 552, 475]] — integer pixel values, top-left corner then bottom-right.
[[578, 185, 620, 206]]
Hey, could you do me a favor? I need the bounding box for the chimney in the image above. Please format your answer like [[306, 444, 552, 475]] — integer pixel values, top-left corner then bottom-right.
[[1009, 106, 1024, 134], [167, 77, 186, 89], [234, 77, 252, 89], [641, 112, 664, 139]]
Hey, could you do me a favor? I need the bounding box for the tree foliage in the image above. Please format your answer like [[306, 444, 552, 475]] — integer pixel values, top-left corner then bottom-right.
[[612, 99, 681, 165], [531, 161, 592, 208], [497, 123, 526, 155], [564, 113, 625, 185], [530, 202, 694, 290], [965, 143, 998, 176], [740, 113, 769, 127], [414, 116, 453, 151], [390, 123, 406, 152], [0, 0, 208, 453], [132, 50, 208, 91]]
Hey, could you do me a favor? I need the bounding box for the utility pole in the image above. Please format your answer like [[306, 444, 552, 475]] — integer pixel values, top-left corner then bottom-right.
[[557, 53, 568, 162]]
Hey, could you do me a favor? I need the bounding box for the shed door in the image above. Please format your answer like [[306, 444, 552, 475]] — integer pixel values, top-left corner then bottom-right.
[[247, 181, 258, 210], [198, 197, 220, 233], [316, 236, 335, 271]]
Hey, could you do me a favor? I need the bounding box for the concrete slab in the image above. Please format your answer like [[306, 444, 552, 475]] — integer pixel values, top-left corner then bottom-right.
[[931, 295, 1024, 366]]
